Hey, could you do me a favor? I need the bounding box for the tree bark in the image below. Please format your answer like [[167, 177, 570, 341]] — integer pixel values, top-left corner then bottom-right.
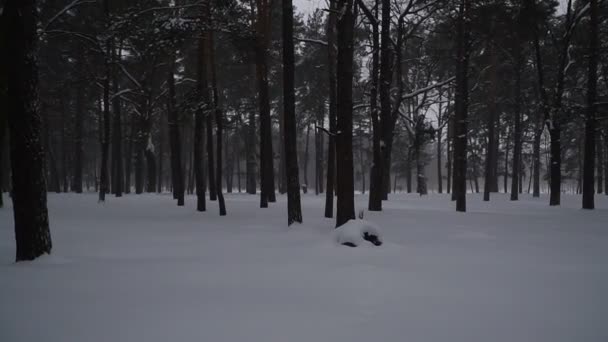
[[5, 0, 53, 261], [379, 0, 392, 201], [255, 0, 276, 208], [111, 43, 123, 197], [365, 0, 382, 211], [483, 47, 498, 201], [194, 34, 207, 211], [510, 63, 523, 201], [99, 0, 111, 202], [582, 0, 598, 209], [335, 0, 356, 227], [209, 29, 226, 216], [325, 0, 338, 218], [452, 0, 469, 212], [282, 0, 303, 225], [167, 58, 184, 206]]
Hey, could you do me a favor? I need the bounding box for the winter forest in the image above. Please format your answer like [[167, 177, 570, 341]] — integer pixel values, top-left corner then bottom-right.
[[1, 0, 608, 341]]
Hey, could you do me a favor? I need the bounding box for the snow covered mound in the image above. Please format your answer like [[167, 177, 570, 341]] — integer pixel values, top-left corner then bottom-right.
[[335, 219, 383, 247]]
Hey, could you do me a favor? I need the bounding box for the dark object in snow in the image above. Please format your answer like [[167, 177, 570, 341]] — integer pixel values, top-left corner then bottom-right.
[[335, 219, 383, 248], [363, 232, 382, 246]]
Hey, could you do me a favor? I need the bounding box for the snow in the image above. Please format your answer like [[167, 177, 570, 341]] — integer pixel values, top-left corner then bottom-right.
[[335, 219, 383, 247], [1, 193, 608, 342]]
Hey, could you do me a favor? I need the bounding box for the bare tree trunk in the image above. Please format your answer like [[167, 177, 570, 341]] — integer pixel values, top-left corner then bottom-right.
[[484, 46, 498, 201], [209, 29, 226, 216], [282, 0, 303, 225], [379, 0, 392, 202], [437, 95, 443, 194], [111, 43, 123, 197], [124, 112, 134, 193], [452, 0, 470, 212], [447, 112, 452, 196], [303, 122, 310, 193], [194, 34, 207, 211], [598, 135, 604, 194], [335, 0, 355, 227], [582, 0, 598, 209], [325, 0, 337, 218], [255, 0, 276, 207], [510, 63, 523, 201], [72, 62, 84, 193], [504, 126, 510, 193], [360, 0, 382, 211], [99, 0, 111, 202], [5, 0, 53, 261], [167, 58, 184, 206]]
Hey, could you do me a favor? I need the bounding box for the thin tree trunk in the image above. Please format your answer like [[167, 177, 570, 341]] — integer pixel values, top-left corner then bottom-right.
[[582, 0, 598, 209], [99, 0, 111, 202], [510, 63, 523, 201], [324, 0, 337, 218], [379, 0, 392, 202], [167, 58, 184, 206], [303, 122, 311, 193], [124, 112, 134, 193], [598, 134, 604, 194], [72, 64, 84, 193], [209, 29, 226, 216], [447, 112, 452, 195], [5, 0, 52, 261], [483, 47, 498, 201], [194, 33, 207, 211], [504, 127, 510, 193], [111, 42, 123, 197]]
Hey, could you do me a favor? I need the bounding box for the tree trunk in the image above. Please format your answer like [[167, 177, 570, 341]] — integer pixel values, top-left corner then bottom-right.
[[379, 0, 392, 202], [278, 91, 287, 194], [194, 35, 207, 211], [367, 1, 382, 210], [209, 29, 226, 216], [124, 112, 134, 193], [510, 63, 523, 201], [324, 0, 337, 218], [256, 0, 276, 208], [99, 0, 111, 202], [303, 122, 310, 193], [504, 127, 510, 193], [483, 47, 498, 201], [447, 112, 452, 195], [206, 102, 216, 201], [546, 123, 561, 204], [167, 58, 184, 206], [597, 135, 604, 194], [335, 0, 355, 227], [246, 105, 257, 194], [111, 43, 123, 197], [437, 103, 443, 194], [5, 0, 52, 261], [282, 0, 303, 225], [72, 65, 84, 193], [452, 0, 470, 212], [582, 0, 598, 209]]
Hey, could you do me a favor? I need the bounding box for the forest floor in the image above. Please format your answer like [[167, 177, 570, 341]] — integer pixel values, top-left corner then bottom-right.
[[1, 192, 607, 342]]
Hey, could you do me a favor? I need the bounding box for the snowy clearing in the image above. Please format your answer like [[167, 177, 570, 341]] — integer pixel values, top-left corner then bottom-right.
[[1, 193, 607, 342]]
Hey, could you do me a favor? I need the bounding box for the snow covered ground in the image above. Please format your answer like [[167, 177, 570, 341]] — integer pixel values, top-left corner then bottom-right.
[[1, 192, 607, 342]]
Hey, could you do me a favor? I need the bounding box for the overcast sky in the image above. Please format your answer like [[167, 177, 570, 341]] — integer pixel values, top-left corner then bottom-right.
[[294, 0, 569, 17]]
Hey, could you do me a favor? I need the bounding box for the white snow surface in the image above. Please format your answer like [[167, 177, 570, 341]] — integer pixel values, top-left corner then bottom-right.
[[335, 219, 383, 247], [1, 193, 608, 342]]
